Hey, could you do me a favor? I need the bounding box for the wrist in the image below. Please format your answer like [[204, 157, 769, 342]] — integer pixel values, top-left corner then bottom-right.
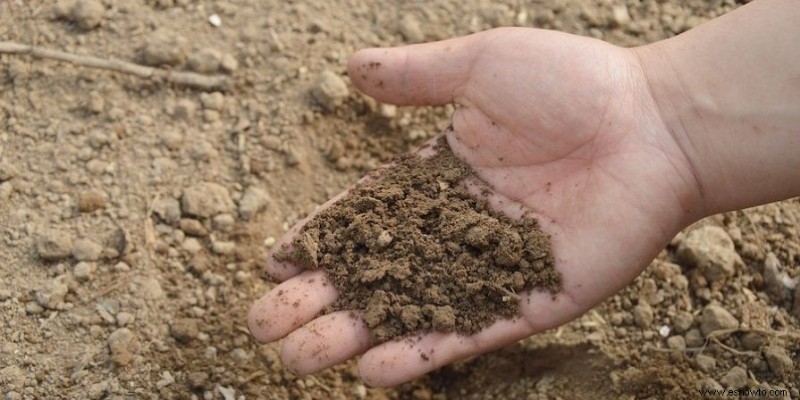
[[632, 1, 800, 218], [629, 42, 711, 226]]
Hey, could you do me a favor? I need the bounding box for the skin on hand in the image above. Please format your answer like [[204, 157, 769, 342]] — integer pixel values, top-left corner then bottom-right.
[[250, 0, 800, 386], [249, 26, 703, 387]]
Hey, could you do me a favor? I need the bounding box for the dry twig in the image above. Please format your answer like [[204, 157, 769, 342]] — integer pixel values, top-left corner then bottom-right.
[[0, 41, 230, 91]]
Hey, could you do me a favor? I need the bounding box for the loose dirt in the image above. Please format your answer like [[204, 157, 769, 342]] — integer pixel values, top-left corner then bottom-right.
[[277, 136, 560, 344]]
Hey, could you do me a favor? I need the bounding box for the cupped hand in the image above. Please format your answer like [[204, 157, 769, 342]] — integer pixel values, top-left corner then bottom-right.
[[248, 28, 703, 387]]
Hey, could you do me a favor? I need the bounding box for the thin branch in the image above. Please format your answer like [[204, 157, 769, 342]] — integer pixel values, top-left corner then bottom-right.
[[0, 41, 230, 91]]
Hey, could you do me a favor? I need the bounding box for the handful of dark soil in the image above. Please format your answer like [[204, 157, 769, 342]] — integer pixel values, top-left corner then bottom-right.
[[276, 136, 561, 344]]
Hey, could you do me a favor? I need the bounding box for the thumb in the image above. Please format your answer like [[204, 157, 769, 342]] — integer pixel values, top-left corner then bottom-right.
[[347, 31, 494, 106]]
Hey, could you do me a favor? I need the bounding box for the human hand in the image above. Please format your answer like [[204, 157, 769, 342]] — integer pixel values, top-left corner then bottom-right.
[[249, 27, 703, 387]]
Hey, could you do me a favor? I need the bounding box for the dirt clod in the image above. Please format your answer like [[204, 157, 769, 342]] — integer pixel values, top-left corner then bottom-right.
[[72, 238, 103, 261], [677, 226, 742, 282], [763, 345, 794, 378], [181, 182, 235, 218], [70, 0, 105, 30], [170, 318, 200, 343], [633, 302, 654, 328], [699, 304, 739, 336], [35, 279, 68, 309], [719, 366, 747, 389], [187, 48, 224, 74], [277, 138, 560, 343], [38, 231, 74, 261], [311, 70, 349, 111], [141, 31, 189, 66], [0, 162, 17, 181], [108, 328, 138, 366], [77, 189, 108, 213], [239, 186, 270, 221]]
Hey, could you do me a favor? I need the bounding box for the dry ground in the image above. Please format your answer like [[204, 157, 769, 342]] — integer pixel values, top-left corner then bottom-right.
[[1, 0, 797, 399]]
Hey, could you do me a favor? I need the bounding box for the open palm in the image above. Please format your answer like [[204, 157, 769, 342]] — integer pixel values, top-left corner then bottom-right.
[[249, 28, 702, 387]]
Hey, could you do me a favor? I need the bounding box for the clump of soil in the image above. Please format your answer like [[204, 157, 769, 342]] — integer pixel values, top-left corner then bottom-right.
[[276, 136, 562, 344]]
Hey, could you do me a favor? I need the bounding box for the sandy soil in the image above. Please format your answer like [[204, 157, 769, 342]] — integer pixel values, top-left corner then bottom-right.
[[1, 0, 797, 399]]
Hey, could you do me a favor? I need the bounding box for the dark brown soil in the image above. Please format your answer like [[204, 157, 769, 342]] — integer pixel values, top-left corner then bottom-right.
[[276, 136, 562, 344]]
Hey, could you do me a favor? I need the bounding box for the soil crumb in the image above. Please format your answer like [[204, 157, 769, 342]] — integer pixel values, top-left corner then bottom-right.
[[276, 136, 561, 344]]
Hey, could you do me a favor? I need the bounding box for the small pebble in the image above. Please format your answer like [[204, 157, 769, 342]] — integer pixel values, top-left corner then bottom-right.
[[230, 348, 251, 362], [86, 91, 105, 113], [187, 372, 210, 390], [170, 318, 200, 343], [763, 252, 791, 302], [26, 301, 45, 315], [179, 219, 208, 236], [263, 236, 276, 247], [199, 92, 225, 111], [70, 0, 104, 30], [156, 371, 175, 389], [141, 31, 189, 66], [113, 261, 130, 272], [160, 130, 184, 151], [632, 302, 653, 328], [153, 197, 182, 224], [684, 328, 704, 348], [699, 304, 739, 336], [173, 99, 197, 120], [182, 182, 235, 218], [311, 70, 349, 111], [763, 345, 793, 378], [658, 325, 670, 338], [77, 189, 108, 212], [211, 240, 235, 255], [73, 261, 94, 281], [234, 270, 250, 283], [719, 366, 747, 389], [35, 279, 68, 309], [677, 226, 742, 282], [211, 213, 235, 231], [139, 277, 164, 300], [188, 48, 223, 74], [0, 162, 18, 181], [208, 13, 222, 27], [352, 384, 367, 399], [398, 14, 425, 43], [0, 182, 13, 202], [116, 312, 134, 327], [379, 104, 397, 118], [673, 311, 693, 333], [38, 231, 74, 261], [87, 381, 109, 399], [740, 332, 765, 350], [72, 238, 103, 261], [220, 53, 238, 73], [611, 5, 630, 27], [182, 238, 203, 254], [108, 328, 137, 366], [0, 365, 25, 392], [695, 354, 716, 372], [666, 335, 686, 350], [239, 187, 270, 220]]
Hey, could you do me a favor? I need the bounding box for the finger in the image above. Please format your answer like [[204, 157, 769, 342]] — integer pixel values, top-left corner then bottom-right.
[[248, 270, 337, 343], [266, 189, 351, 282], [347, 29, 504, 106], [281, 311, 372, 375], [357, 290, 583, 387]]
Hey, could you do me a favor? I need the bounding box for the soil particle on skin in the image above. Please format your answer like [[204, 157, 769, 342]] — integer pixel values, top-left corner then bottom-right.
[[277, 137, 561, 344]]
